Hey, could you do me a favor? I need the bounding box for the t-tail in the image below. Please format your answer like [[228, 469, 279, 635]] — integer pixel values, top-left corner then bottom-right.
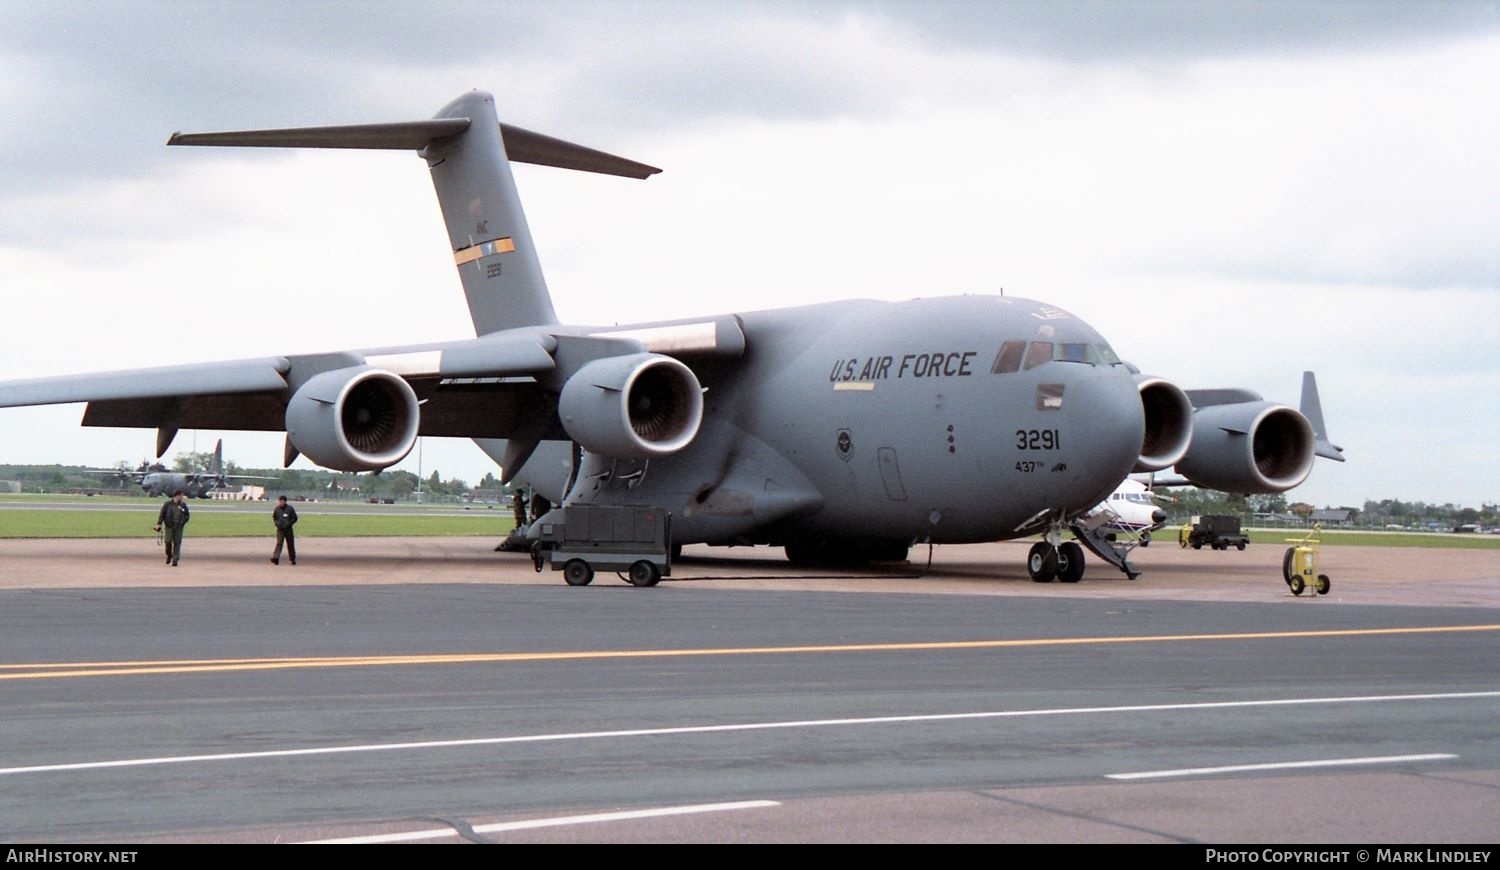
[[168, 90, 660, 336]]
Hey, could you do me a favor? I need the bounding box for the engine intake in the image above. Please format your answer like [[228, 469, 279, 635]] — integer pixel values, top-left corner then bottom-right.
[[285, 366, 420, 471], [1132, 375, 1193, 473], [559, 353, 704, 459], [1176, 401, 1315, 493]]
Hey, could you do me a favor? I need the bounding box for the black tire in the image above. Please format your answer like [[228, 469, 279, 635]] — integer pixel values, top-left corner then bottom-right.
[[563, 559, 594, 586], [1057, 541, 1085, 583], [1140, 532, 1151, 547], [1236, 541, 1247, 551], [1192, 541, 1202, 550], [1289, 575, 1305, 596], [1027, 542, 1058, 582], [1282, 547, 1296, 584], [628, 560, 661, 587], [1315, 574, 1330, 595]]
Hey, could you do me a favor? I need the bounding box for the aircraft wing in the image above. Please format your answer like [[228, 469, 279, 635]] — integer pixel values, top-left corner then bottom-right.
[[0, 358, 292, 408], [0, 333, 566, 458]]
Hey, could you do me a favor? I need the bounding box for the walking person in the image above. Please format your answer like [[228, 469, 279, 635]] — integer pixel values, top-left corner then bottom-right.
[[270, 495, 298, 565], [153, 490, 190, 567]]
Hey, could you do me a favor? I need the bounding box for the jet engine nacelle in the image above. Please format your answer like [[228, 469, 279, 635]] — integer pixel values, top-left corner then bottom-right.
[[1175, 401, 1315, 493], [1132, 375, 1194, 473], [558, 353, 704, 459], [285, 366, 420, 471]]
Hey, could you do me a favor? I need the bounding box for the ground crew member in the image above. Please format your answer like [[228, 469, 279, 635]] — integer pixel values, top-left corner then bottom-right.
[[153, 490, 190, 566], [271, 495, 298, 565]]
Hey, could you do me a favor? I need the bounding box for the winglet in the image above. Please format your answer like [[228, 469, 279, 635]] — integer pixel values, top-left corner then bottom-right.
[[1300, 372, 1345, 462]]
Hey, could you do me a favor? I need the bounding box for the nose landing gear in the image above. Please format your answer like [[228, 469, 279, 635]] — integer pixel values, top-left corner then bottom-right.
[[1028, 539, 1085, 583]]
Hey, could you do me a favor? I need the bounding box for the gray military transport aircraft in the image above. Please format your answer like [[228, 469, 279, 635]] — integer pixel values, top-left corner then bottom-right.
[[0, 90, 1342, 583], [89, 439, 272, 498]]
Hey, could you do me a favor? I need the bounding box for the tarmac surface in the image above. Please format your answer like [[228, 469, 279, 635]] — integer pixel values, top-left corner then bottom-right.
[[0, 536, 1496, 843]]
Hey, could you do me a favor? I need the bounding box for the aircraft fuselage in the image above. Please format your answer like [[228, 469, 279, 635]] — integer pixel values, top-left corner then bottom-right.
[[533, 294, 1144, 547]]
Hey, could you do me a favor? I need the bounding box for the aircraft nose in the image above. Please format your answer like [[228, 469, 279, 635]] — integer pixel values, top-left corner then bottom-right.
[[1063, 371, 1145, 488]]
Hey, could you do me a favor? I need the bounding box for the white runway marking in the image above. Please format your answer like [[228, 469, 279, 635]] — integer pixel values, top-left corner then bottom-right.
[[1107, 753, 1458, 780], [1, 690, 1494, 777], [301, 800, 782, 843]]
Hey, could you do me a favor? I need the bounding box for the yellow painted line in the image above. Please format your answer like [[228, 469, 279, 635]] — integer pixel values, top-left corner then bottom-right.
[[3, 624, 1497, 682]]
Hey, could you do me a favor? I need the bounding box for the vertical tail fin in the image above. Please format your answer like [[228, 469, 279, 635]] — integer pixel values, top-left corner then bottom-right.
[[168, 90, 659, 336], [210, 439, 224, 476], [1299, 372, 1344, 462], [425, 91, 556, 333]]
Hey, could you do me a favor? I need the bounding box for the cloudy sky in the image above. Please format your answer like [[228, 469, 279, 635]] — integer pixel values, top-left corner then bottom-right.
[[1, 1, 1496, 508]]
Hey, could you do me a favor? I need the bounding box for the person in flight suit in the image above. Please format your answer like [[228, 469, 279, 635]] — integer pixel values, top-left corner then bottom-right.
[[270, 495, 298, 565], [153, 490, 190, 567]]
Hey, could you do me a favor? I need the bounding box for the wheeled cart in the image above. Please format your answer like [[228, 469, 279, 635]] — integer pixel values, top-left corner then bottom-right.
[[1282, 524, 1331, 596], [530, 504, 672, 587]]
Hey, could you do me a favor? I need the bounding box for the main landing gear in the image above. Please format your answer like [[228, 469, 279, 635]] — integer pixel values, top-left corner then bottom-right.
[[1028, 540, 1085, 583]]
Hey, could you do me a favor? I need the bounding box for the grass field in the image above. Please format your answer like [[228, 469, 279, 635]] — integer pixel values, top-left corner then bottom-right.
[[1, 496, 1496, 548]]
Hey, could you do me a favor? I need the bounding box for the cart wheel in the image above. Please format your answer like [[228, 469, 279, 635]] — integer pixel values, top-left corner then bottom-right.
[[628, 560, 661, 587], [1139, 532, 1150, 547], [1289, 575, 1305, 596], [1315, 574, 1330, 595], [1191, 541, 1202, 550], [1282, 548, 1296, 584], [1057, 542, 1085, 583], [1236, 541, 1247, 551], [1027, 542, 1057, 582], [563, 559, 594, 586]]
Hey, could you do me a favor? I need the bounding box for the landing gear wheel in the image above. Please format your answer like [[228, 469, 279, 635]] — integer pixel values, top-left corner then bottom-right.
[[1289, 575, 1305, 596], [1057, 541, 1085, 583], [1315, 574, 1330, 595], [1140, 532, 1151, 547], [563, 559, 594, 586], [628, 560, 662, 587], [1282, 548, 1296, 584], [1027, 542, 1058, 582]]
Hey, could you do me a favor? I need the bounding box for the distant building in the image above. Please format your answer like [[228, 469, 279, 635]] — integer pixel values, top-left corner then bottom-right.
[[211, 485, 266, 501], [1310, 508, 1357, 525], [0, 480, 21, 494]]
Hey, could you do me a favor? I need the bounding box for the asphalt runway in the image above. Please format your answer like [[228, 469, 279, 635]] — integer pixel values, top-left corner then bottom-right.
[[0, 538, 1496, 843]]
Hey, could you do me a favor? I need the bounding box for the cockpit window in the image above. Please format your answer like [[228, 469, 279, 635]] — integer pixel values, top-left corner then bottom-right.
[[994, 340, 1122, 373], [1056, 342, 1095, 364], [992, 341, 1026, 373]]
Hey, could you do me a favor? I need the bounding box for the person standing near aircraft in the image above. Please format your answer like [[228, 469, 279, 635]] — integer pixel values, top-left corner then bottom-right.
[[153, 490, 190, 567], [270, 496, 298, 565]]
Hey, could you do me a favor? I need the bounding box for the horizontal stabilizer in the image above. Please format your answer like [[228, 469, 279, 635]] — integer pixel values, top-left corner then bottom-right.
[[170, 120, 661, 180]]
